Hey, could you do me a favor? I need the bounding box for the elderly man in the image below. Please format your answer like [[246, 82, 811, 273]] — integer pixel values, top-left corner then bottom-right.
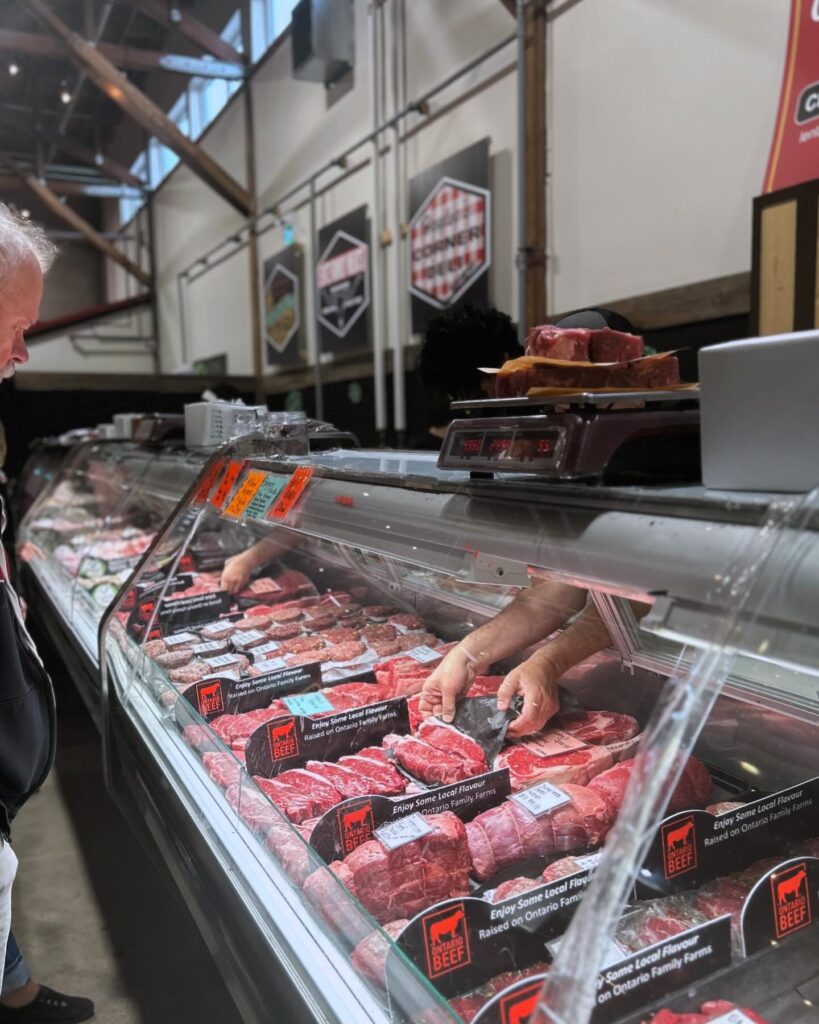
[[0, 206, 93, 1023]]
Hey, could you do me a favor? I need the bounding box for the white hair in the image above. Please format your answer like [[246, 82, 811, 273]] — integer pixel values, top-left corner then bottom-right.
[[0, 204, 57, 275]]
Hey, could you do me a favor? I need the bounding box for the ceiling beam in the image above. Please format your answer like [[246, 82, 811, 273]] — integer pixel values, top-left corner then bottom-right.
[[0, 113, 145, 189], [131, 0, 243, 63], [0, 29, 244, 79], [0, 156, 152, 287], [0, 174, 140, 199], [24, 0, 253, 216]]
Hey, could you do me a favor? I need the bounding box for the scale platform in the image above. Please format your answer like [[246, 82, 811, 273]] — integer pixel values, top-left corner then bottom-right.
[[438, 388, 700, 482]]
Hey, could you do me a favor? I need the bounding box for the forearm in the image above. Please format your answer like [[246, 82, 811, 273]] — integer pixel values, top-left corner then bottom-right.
[[460, 581, 588, 668], [533, 601, 613, 679], [241, 535, 291, 569]]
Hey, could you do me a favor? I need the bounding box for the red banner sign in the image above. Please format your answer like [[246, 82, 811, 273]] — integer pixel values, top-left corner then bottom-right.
[[764, 0, 819, 192]]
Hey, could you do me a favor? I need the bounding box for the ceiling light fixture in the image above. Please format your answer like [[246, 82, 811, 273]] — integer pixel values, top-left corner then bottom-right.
[[60, 88, 72, 104], [8, 63, 19, 77], [20, 209, 30, 219]]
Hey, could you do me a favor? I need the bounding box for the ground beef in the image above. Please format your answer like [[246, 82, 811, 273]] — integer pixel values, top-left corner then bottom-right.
[[286, 651, 331, 667], [266, 622, 304, 640], [303, 614, 335, 632], [370, 639, 402, 658], [270, 607, 304, 623], [144, 639, 167, 658], [396, 632, 438, 651], [325, 641, 367, 663], [336, 603, 361, 617], [155, 648, 193, 669], [279, 636, 325, 655], [388, 614, 424, 631], [361, 624, 398, 643], [362, 605, 398, 621], [169, 661, 210, 685], [234, 615, 272, 630], [320, 627, 361, 645]]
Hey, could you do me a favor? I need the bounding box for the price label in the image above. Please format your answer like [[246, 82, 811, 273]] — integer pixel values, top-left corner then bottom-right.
[[251, 641, 280, 661], [232, 629, 267, 649], [223, 469, 268, 519], [203, 669, 240, 682], [199, 621, 234, 640], [193, 458, 226, 505], [375, 812, 433, 851], [269, 466, 314, 521], [519, 731, 588, 757], [282, 692, 334, 716], [210, 460, 243, 510], [405, 645, 442, 665], [164, 631, 199, 647], [711, 1013, 757, 1024], [203, 653, 244, 669], [510, 781, 572, 817], [252, 657, 288, 674], [245, 474, 286, 520], [192, 641, 228, 656]]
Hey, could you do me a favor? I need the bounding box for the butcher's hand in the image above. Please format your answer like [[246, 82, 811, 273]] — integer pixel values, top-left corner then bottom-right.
[[419, 645, 486, 723], [16, 541, 44, 564], [497, 651, 561, 738], [220, 552, 253, 594]]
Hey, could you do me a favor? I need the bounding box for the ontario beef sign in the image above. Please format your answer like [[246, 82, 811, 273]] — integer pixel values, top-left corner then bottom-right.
[[408, 140, 491, 332]]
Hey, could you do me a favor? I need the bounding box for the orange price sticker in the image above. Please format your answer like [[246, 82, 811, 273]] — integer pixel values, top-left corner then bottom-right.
[[210, 459, 243, 510], [193, 457, 225, 505], [223, 469, 267, 520], [268, 466, 314, 521]]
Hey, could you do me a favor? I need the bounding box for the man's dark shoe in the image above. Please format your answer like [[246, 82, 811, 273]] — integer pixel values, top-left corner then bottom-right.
[[0, 986, 94, 1023]]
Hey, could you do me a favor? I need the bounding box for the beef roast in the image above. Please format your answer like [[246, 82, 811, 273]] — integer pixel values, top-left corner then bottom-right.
[[351, 920, 410, 988], [304, 811, 472, 925], [647, 1003, 770, 1024], [588, 756, 712, 816], [466, 784, 616, 881], [525, 324, 590, 361]]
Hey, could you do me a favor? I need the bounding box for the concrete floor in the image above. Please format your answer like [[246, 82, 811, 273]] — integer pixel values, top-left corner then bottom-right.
[[9, 671, 244, 1024]]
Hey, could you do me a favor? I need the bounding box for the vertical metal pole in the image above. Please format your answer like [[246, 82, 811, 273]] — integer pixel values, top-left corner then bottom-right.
[[368, 1, 388, 444], [176, 272, 189, 366], [516, 0, 528, 346], [241, 0, 265, 404], [390, 0, 407, 443], [309, 177, 324, 421], [146, 195, 161, 373]]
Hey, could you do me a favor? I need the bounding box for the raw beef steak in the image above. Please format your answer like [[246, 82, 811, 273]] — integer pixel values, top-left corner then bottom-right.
[[351, 920, 410, 988], [494, 740, 613, 790]]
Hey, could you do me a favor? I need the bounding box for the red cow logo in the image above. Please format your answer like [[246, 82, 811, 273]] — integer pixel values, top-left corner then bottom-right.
[[196, 681, 225, 717], [771, 862, 812, 939], [139, 601, 155, 623], [268, 718, 299, 762], [422, 903, 470, 979], [499, 980, 544, 1024], [661, 815, 698, 879], [338, 802, 374, 855]]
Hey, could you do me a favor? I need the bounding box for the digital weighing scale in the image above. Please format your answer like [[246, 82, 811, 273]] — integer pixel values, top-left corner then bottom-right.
[[437, 389, 700, 482]]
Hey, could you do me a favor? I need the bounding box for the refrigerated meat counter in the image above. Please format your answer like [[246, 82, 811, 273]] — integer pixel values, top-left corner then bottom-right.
[[21, 435, 819, 1023], [17, 439, 207, 724]]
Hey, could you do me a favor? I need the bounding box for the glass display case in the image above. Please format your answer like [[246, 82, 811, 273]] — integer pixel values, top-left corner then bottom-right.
[[18, 440, 205, 723], [95, 439, 819, 1024]]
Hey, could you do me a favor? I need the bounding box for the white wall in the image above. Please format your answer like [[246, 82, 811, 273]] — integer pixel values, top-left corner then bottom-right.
[[102, 0, 791, 376], [22, 306, 156, 375], [549, 0, 790, 311]]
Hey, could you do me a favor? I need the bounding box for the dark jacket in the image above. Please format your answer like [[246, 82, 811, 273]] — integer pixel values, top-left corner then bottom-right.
[[0, 521, 56, 837]]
